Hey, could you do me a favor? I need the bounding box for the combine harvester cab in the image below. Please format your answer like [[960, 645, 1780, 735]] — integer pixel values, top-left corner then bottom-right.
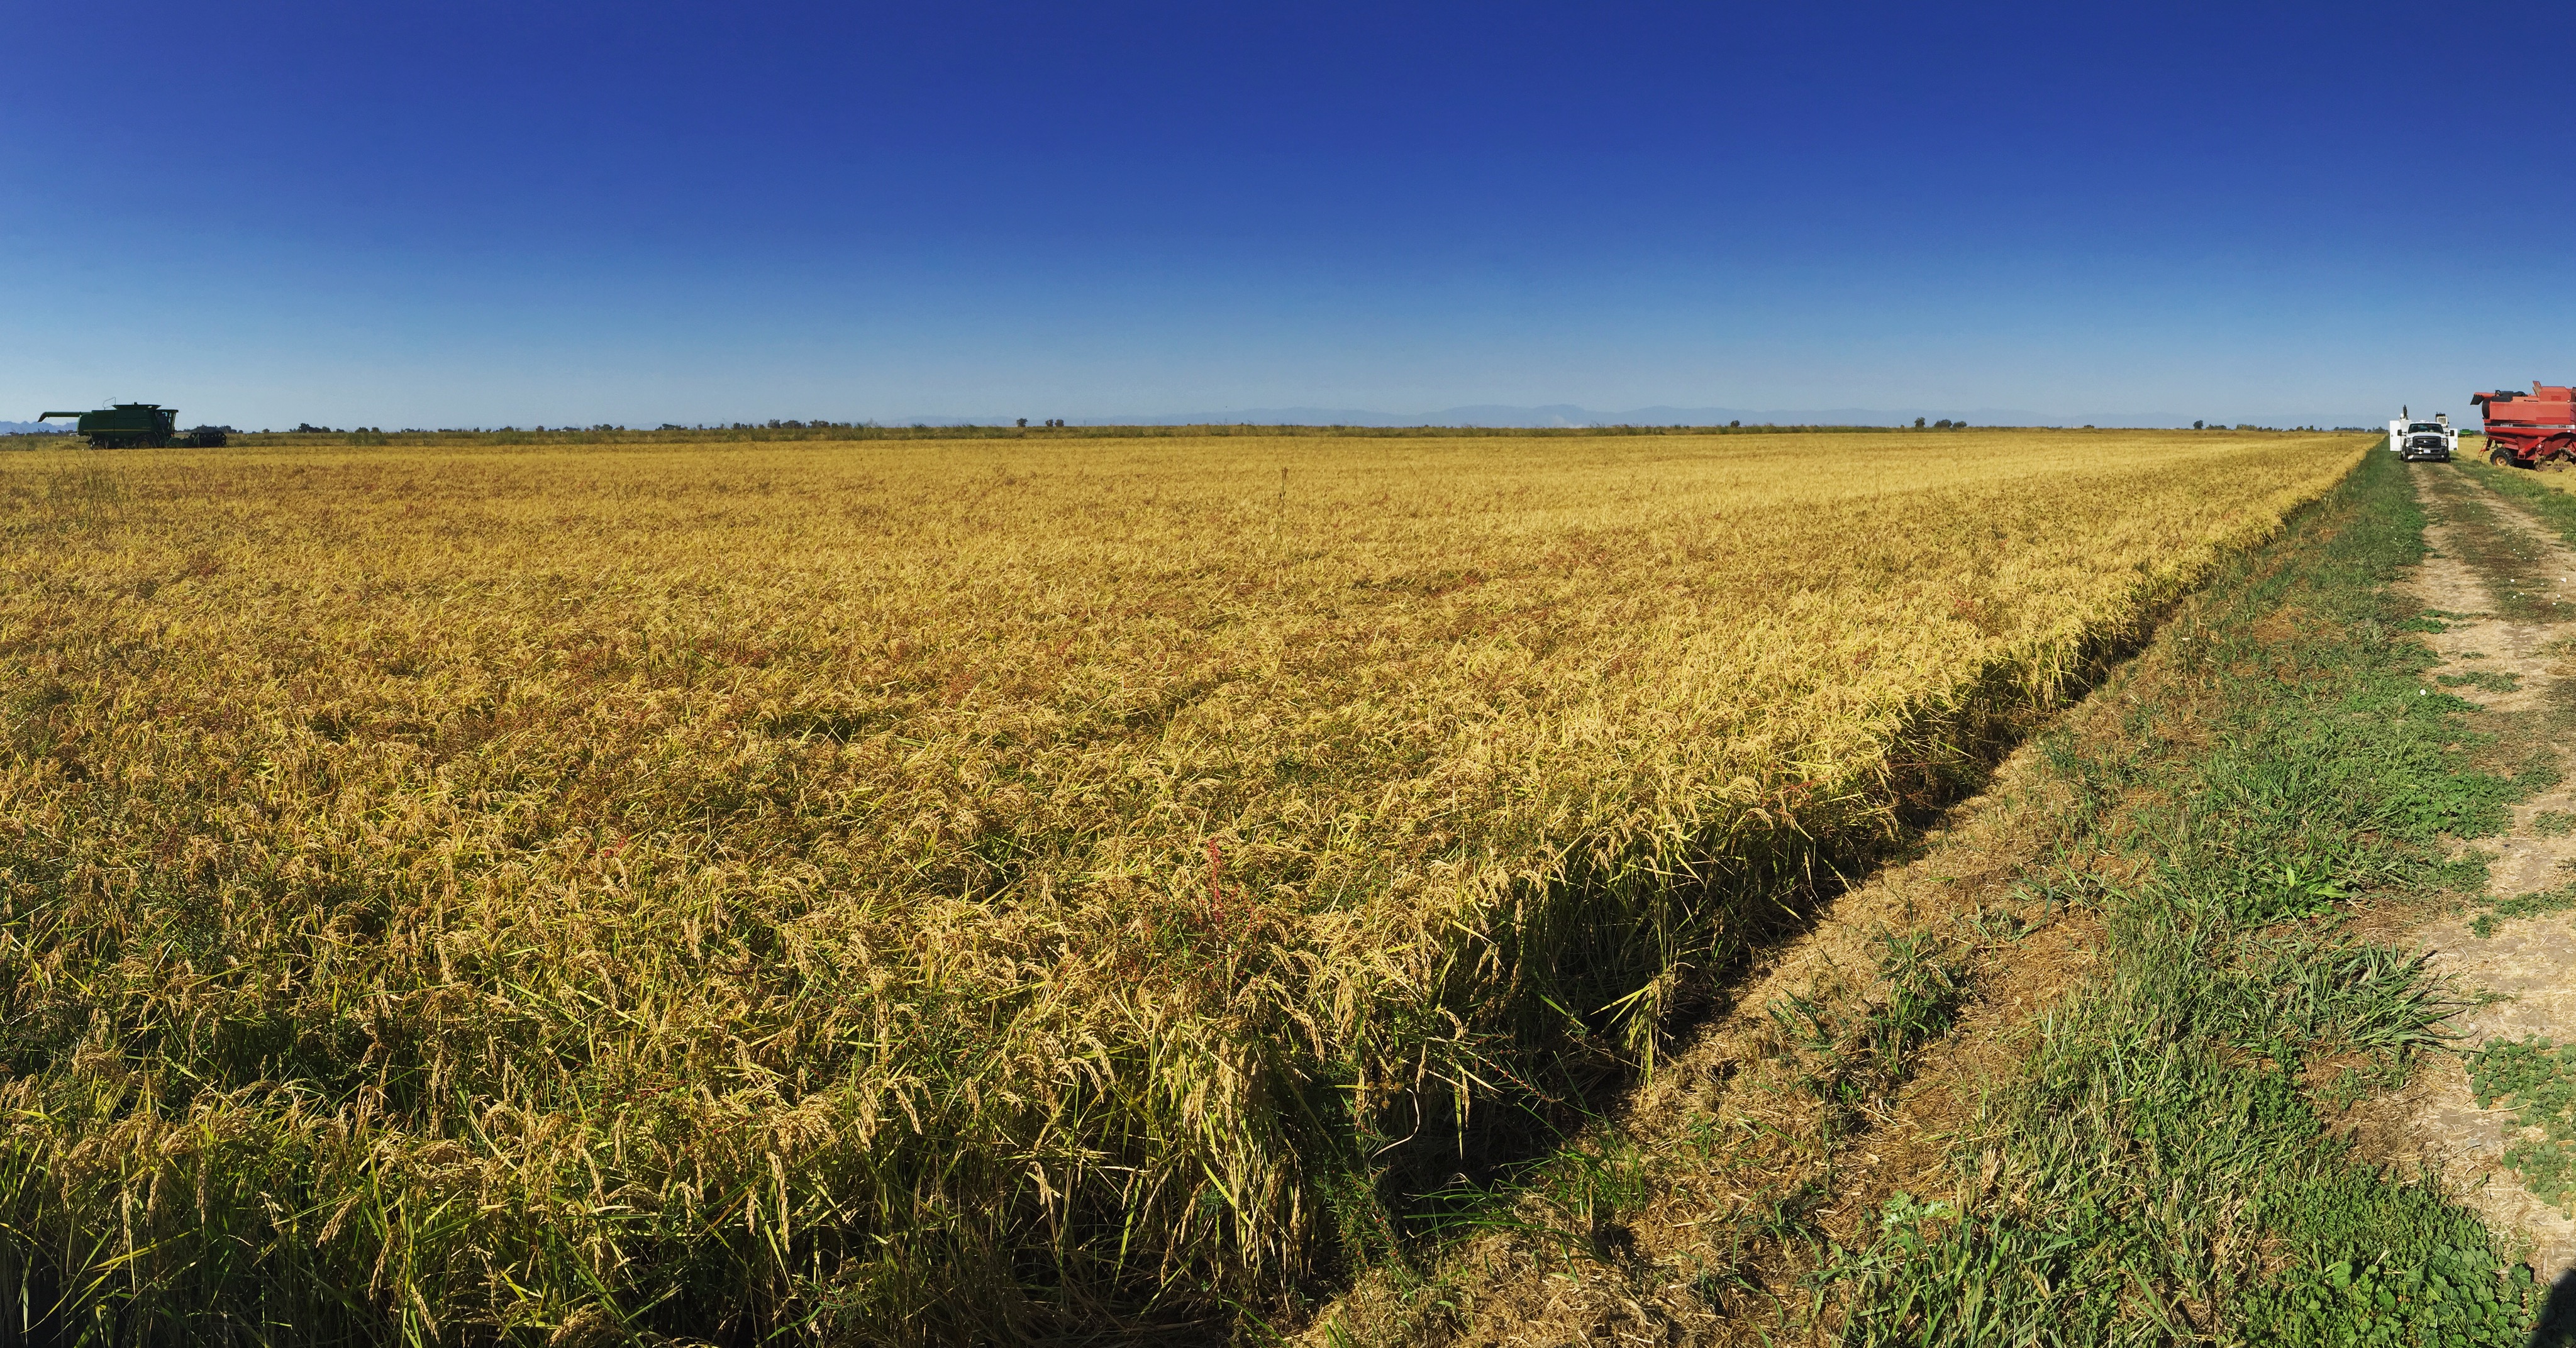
[[35, 404, 228, 449], [2472, 384, 2576, 468], [2386, 409, 2458, 461]]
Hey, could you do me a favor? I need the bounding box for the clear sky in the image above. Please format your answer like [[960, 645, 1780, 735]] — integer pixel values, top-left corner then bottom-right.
[[4, 1, 2565, 429]]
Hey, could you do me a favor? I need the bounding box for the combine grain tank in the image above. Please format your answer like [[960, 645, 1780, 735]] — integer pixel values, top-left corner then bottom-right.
[[2472, 384, 2576, 467], [34, 404, 228, 449]]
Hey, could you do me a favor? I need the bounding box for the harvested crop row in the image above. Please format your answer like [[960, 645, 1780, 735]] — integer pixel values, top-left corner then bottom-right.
[[0, 430, 2362, 1340]]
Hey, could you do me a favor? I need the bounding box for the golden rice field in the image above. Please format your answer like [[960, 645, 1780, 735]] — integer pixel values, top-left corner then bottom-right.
[[0, 430, 2362, 1342]]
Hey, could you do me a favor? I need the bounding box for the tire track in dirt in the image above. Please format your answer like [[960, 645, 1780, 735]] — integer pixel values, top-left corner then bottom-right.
[[2353, 461, 2576, 1285]]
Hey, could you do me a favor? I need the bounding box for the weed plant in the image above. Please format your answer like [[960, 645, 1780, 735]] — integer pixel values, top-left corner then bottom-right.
[[2466, 883, 2576, 938], [1762, 929, 1973, 1142], [2436, 669, 2523, 693], [2468, 1038, 2576, 1216], [0, 431, 2358, 1340]]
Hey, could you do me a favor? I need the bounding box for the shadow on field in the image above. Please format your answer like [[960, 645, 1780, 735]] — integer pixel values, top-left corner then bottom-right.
[[2535, 1271, 2576, 1347]]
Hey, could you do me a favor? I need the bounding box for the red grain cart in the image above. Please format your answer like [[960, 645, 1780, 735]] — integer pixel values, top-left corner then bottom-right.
[[2472, 384, 2576, 467]]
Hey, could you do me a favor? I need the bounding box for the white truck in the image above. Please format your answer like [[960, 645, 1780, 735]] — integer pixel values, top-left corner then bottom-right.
[[2387, 409, 2457, 461]]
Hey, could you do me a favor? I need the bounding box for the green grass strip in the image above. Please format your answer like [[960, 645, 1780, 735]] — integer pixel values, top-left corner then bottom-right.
[[1823, 450, 2540, 1343]]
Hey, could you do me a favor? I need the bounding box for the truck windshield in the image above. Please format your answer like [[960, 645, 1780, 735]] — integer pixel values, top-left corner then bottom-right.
[[2408, 424, 2441, 433]]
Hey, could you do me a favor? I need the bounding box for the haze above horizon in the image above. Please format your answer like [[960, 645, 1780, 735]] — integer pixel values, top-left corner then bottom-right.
[[6, 1, 2565, 431]]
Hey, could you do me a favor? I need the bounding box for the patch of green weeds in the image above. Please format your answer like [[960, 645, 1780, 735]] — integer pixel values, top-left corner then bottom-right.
[[2513, 744, 2565, 795], [1763, 927, 1972, 1139], [2430, 850, 2496, 896], [2439, 668, 2524, 693], [2533, 809, 2576, 837], [2239, 1168, 2540, 1344], [2469, 1037, 2576, 1215], [2467, 883, 2576, 938], [1820, 450, 2539, 1342], [2216, 935, 2455, 1057], [1684, 1180, 1828, 1317], [1396, 1107, 1664, 1278], [2402, 607, 2477, 634], [1524, 1134, 1655, 1262]]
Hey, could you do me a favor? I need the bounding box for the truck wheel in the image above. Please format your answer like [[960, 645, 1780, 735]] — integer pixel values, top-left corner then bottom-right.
[[2494, 447, 2519, 467]]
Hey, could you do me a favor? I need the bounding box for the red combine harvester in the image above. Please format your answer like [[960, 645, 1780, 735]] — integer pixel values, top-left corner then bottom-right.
[[2472, 384, 2576, 467]]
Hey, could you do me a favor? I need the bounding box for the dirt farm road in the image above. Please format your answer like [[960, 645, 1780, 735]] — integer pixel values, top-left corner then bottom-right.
[[2371, 460, 2576, 1287]]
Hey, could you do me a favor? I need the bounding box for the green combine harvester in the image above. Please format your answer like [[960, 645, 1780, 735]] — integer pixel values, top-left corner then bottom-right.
[[35, 403, 228, 448]]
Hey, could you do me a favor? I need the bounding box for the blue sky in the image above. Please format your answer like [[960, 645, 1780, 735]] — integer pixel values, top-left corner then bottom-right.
[[4, 1, 2565, 429]]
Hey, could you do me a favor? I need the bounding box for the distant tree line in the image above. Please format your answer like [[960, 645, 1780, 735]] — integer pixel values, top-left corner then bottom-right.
[[214, 422, 2048, 448]]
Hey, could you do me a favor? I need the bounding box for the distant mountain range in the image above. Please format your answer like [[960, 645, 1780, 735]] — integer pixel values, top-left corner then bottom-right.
[[901, 405, 2236, 429], [0, 421, 75, 436]]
